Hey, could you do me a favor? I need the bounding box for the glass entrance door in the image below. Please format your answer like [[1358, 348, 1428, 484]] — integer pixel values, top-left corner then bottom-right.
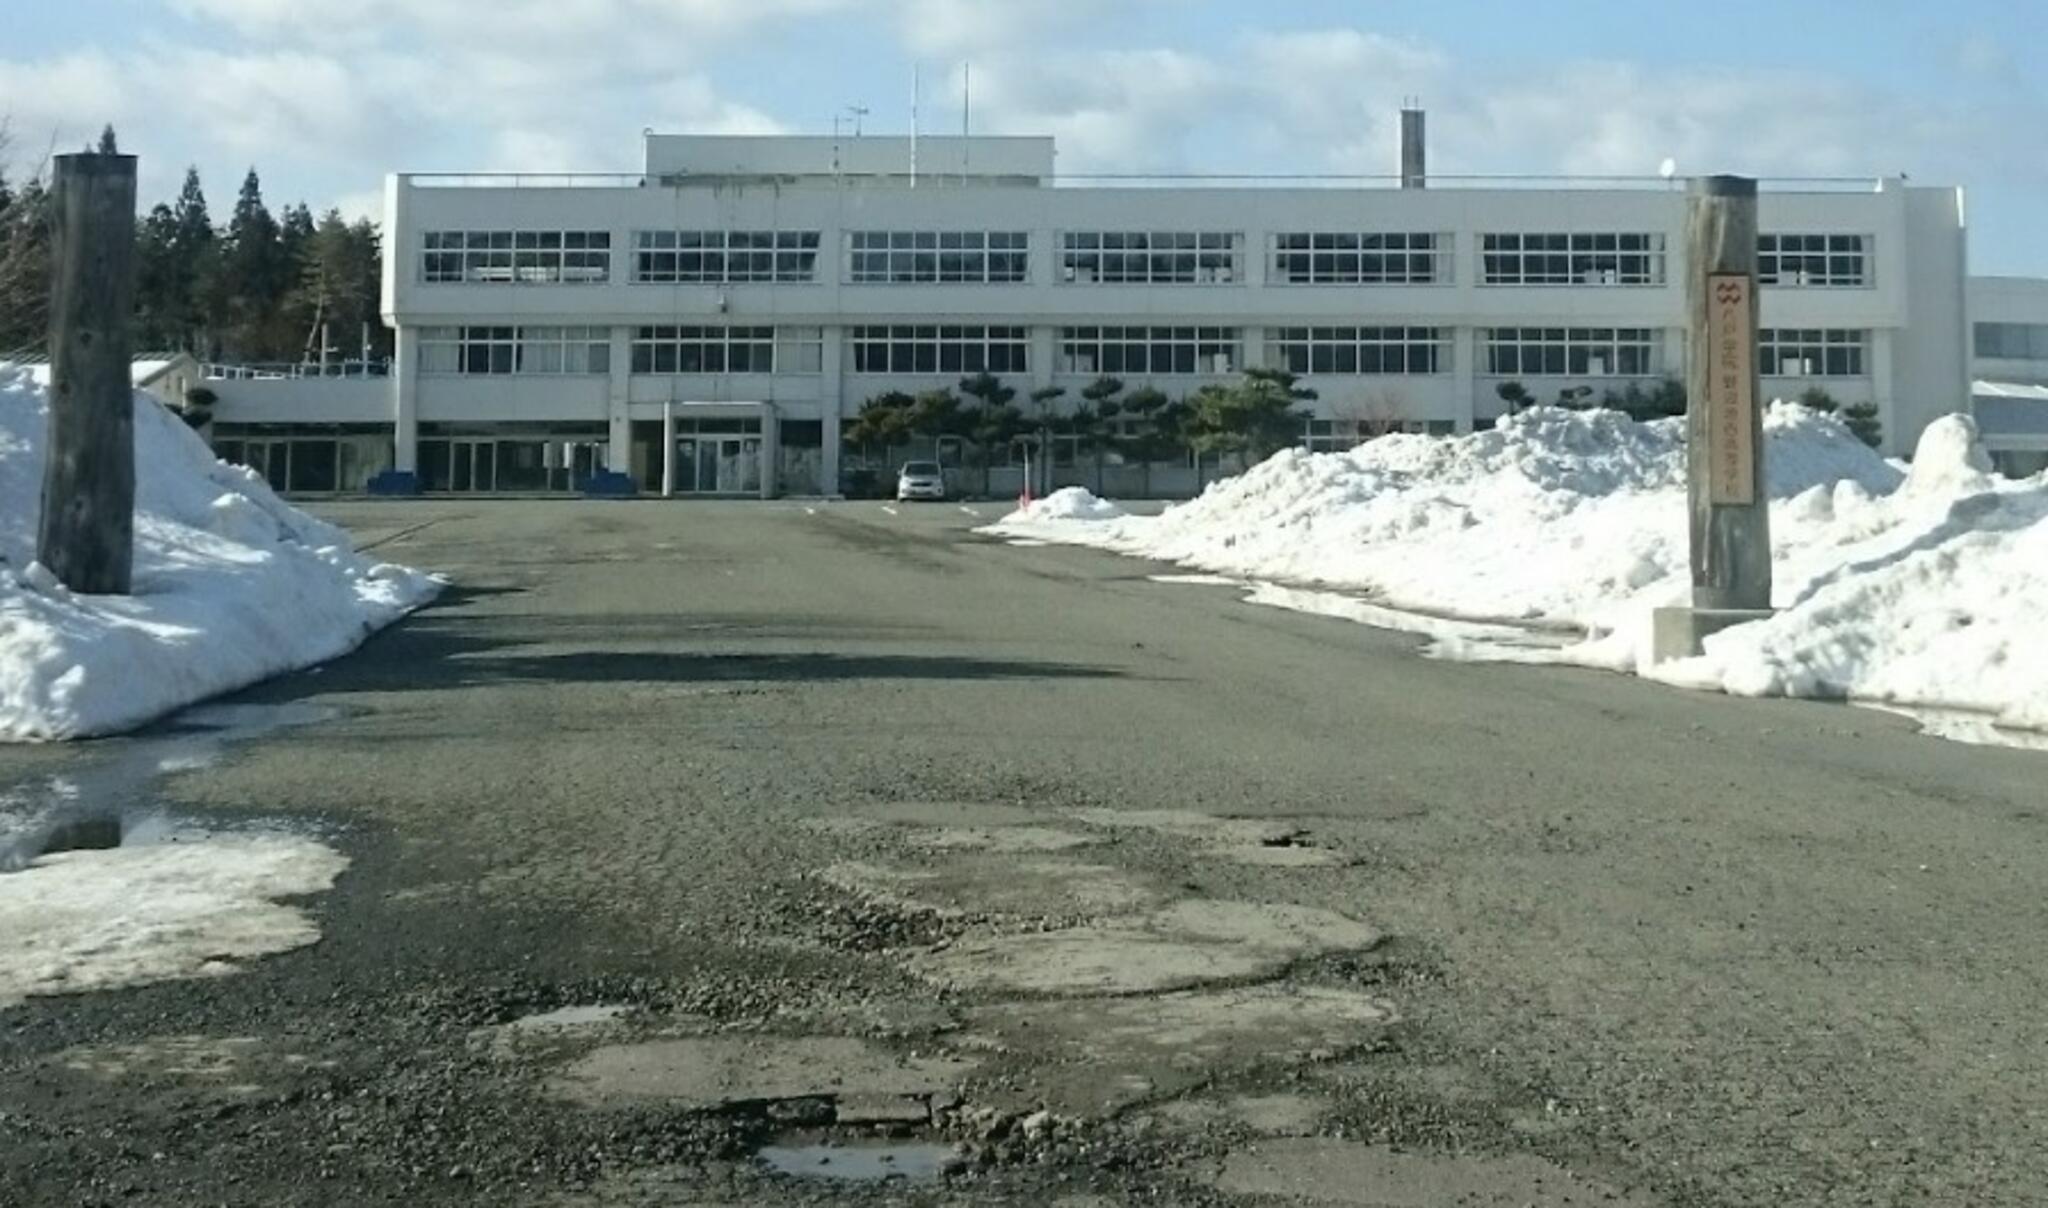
[[449, 440, 496, 492]]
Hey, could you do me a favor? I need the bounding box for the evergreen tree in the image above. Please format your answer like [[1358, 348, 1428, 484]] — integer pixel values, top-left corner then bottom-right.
[[0, 176, 52, 353], [134, 203, 184, 349], [165, 167, 217, 353], [219, 168, 285, 358], [97, 125, 119, 155]]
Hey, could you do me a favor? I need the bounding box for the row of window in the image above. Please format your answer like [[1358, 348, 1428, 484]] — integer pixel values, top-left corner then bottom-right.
[[1975, 321, 2048, 361], [414, 324, 1869, 379], [421, 229, 1875, 290], [633, 231, 821, 284]]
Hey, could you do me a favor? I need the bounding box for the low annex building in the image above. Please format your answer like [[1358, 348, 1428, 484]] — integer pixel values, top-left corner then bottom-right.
[[204, 120, 1978, 497]]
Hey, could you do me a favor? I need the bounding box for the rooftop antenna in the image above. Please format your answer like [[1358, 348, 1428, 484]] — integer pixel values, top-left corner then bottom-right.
[[962, 62, 971, 184], [846, 105, 868, 137], [910, 65, 920, 189]]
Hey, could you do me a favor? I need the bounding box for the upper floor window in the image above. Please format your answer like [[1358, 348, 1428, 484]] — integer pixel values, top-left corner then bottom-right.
[[418, 326, 610, 375], [1481, 233, 1666, 286], [1267, 327, 1446, 376], [1482, 328, 1662, 376], [847, 325, 1030, 374], [420, 231, 611, 284], [632, 231, 821, 284], [1061, 232, 1243, 285], [1973, 322, 2048, 360], [847, 232, 1029, 284], [1760, 329, 1867, 377], [1759, 234, 1869, 288], [631, 326, 777, 374], [1058, 327, 1241, 376], [1269, 233, 1449, 285]]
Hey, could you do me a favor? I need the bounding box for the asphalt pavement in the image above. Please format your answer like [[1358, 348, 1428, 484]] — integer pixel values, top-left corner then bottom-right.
[[2, 497, 2043, 1207]]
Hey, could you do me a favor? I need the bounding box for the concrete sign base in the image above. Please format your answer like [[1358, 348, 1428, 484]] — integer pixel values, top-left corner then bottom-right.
[[1650, 606, 1776, 662]]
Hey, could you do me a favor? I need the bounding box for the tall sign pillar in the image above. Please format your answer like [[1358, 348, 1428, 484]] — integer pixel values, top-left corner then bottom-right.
[[1653, 175, 1774, 660]]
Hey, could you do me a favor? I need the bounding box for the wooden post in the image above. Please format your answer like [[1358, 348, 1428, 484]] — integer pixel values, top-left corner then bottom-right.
[[38, 153, 138, 596], [1654, 174, 1773, 659], [1685, 175, 1770, 612]]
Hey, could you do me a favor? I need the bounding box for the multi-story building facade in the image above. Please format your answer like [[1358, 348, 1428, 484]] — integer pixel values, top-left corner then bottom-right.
[[1968, 276, 2048, 475], [206, 128, 1973, 496]]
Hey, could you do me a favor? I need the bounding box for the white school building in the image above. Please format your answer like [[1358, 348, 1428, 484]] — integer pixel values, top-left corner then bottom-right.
[[205, 121, 1985, 497]]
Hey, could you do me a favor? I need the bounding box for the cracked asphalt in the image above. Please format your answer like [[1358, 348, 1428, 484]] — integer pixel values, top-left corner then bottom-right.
[[2, 498, 2045, 1206]]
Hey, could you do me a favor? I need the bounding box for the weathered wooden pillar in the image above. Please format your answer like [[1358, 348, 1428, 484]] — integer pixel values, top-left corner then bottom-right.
[[38, 153, 138, 595], [1653, 174, 1774, 659]]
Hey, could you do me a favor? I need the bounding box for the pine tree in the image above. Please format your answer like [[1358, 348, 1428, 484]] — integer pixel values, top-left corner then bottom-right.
[[166, 167, 217, 353], [0, 176, 52, 353], [97, 125, 119, 155], [219, 168, 285, 359], [134, 203, 184, 349]]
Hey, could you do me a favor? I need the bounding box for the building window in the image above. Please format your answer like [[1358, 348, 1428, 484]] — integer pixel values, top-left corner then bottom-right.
[[1057, 327, 1240, 376], [776, 327, 825, 374], [1060, 232, 1243, 285], [1482, 328, 1662, 376], [846, 232, 1029, 284], [1268, 233, 1449, 285], [420, 231, 611, 284], [846, 325, 1030, 374], [630, 326, 779, 374], [1974, 321, 2048, 360], [1480, 233, 1666, 286], [1758, 234, 1869, 288], [418, 326, 610, 375], [632, 230, 821, 284], [1266, 327, 1445, 375], [1759, 329, 1867, 377]]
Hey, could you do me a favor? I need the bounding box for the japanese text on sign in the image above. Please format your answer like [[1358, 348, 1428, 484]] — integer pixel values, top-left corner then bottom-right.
[[1705, 273, 1756, 506]]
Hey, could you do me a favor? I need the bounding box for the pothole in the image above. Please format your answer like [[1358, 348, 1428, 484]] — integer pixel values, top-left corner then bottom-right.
[[914, 900, 1384, 996], [548, 1034, 977, 1114], [959, 986, 1396, 1115], [820, 858, 1161, 921], [756, 1138, 960, 1183], [1068, 809, 1351, 868], [1204, 1138, 1661, 1206]]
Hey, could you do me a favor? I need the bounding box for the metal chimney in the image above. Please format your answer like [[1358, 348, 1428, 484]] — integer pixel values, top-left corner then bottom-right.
[[1399, 103, 1426, 189]]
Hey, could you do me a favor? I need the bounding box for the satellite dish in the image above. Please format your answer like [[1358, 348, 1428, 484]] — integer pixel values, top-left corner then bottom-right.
[[1658, 157, 1678, 180]]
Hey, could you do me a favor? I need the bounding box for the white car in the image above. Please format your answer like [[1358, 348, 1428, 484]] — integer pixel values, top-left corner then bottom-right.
[[896, 461, 946, 502]]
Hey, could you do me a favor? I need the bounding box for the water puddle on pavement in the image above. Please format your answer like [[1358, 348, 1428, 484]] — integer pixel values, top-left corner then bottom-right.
[[757, 1140, 957, 1183]]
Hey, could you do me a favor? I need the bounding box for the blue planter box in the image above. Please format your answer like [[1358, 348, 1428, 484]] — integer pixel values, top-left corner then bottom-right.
[[579, 471, 638, 498], [366, 471, 422, 497]]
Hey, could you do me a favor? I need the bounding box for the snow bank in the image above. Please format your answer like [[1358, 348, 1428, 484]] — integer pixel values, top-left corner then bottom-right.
[[989, 405, 2048, 730], [0, 833, 349, 1007], [1014, 486, 1126, 522], [0, 369, 440, 740]]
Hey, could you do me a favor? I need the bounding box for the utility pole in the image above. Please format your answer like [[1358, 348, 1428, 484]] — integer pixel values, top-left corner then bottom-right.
[[1653, 175, 1773, 659], [38, 152, 138, 595]]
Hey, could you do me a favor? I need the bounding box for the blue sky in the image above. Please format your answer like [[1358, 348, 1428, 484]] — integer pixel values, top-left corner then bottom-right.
[[3, 1, 2043, 273]]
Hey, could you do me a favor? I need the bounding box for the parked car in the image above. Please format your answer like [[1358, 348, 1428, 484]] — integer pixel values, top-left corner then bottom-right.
[[896, 461, 947, 502]]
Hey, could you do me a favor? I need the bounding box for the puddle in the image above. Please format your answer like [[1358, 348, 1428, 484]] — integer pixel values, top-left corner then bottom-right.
[[1860, 703, 2048, 752], [757, 1140, 957, 1183]]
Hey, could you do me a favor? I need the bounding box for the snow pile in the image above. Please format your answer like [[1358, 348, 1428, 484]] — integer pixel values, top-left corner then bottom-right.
[[1655, 415, 2048, 728], [0, 832, 349, 1007], [990, 405, 2048, 729], [0, 368, 440, 740], [1014, 486, 1126, 522]]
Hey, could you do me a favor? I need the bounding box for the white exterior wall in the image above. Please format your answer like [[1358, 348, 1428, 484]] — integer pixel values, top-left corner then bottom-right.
[[1970, 275, 2048, 385], [287, 146, 1971, 489]]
